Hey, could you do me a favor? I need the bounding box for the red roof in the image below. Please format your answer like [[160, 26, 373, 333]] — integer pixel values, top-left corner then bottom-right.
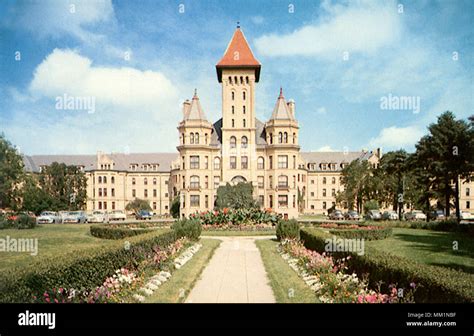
[[216, 28, 261, 82]]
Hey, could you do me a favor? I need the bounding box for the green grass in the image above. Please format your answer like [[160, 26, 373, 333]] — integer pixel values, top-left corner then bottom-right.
[[256, 239, 318, 303], [145, 238, 221, 303], [202, 230, 276, 236], [367, 228, 474, 274]]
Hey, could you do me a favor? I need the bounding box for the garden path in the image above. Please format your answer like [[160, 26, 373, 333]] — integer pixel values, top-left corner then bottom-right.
[[185, 236, 276, 303]]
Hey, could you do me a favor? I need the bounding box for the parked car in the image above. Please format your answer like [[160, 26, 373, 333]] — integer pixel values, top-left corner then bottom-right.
[[460, 211, 473, 220], [136, 210, 153, 220], [404, 210, 427, 221], [58, 211, 70, 222], [108, 210, 127, 221], [344, 210, 360, 220], [63, 211, 88, 224], [36, 211, 61, 224], [382, 210, 399, 221], [328, 210, 344, 220], [87, 210, 109, 223], [428, 210, 445, 221], [365, 210, 382, 221]]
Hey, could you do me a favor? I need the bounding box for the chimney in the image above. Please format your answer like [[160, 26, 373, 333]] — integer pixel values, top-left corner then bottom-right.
[[287, 99, 295, 117]]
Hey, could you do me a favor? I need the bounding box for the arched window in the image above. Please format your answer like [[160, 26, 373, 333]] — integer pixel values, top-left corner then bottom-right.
[[278, 132, 283, 144], [205, 133, 208, 144], [190, 132, 194, 144], [190, 175, 200, 189], [132, 178, 136, 185], [293, 132, 296, 144], [230, 136, 236, 149], [257, 157, 264, 169], [231, 91, 235, 100], [240, 76, 243, 84], [269, 133, 273, 144], [111, 176, 115, 184], [332, 177, 336, 184], [243, 119, 246, 127], [246, 76, 249, 84], [243, 105, 246, 114], [284, 132, 288, 143], [98, 176, 102, 183], [214, 157, 221, 170], [195, 133, 199, 144], [323, 177, 327, 184], [243, 91, 246, 100], [228, 76, 232, 84], [232, 119, 235, 127], [234, 76, 238, 83], [144, 178, 148, 185], [232, 106, 234, 114], [241, 136, 248, 148], [278, 175, 288, 188]]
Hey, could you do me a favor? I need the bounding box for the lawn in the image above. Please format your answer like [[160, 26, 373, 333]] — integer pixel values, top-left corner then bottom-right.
[[0, 224, 123, 271], [145, 238, 221, 303], [256, 239, 318, 303], [367, 228, 474, 274], [201, 230, 276, 236]]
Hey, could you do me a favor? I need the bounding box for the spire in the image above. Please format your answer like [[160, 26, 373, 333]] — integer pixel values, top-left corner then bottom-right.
[[184, 90, 208, 121], [270, 88, 295, 121], [216, 26, 261, 82]]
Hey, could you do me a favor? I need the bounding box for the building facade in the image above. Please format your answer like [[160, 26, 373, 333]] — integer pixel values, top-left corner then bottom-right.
[[21, 27, 474, 218]]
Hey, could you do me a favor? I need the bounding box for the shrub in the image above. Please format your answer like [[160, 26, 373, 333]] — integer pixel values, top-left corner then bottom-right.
[[15, 214, 37, 229], [363, 200, 380, 214], [329, 227, 392, 240], [90, 224, 155, 239], [299, 228, 473, 303], [172, 218, 201, 241], [0, 215, 13, 229], [276, 219, 300, 241], [0, 230, 177, 303]]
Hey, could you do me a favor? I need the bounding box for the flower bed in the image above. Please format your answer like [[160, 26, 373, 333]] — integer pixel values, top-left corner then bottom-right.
[[279, 239, 416, 303], [300, 228, 474, 303], [190, 208, 281, 226], [202, 224, 275, 231]]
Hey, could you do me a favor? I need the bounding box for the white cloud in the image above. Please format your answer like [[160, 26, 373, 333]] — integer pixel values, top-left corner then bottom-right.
[[255, 1, 401, 57], [317, 145, 336, 152], [368, 126, 425, 150]]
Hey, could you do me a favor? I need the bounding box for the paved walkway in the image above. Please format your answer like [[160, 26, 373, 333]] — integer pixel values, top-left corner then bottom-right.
[[185, 236, 276, 303]]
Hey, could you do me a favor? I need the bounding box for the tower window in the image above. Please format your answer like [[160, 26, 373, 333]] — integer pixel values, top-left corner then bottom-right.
[[269, 133, 273, 144], [241, 136, 248, 148], [230, 136, 236, 149], [229, 76, 232, 84], [284, 132, 288, 143], [232, 119, 235, 128], [243, 105, 246, 114], [243, 91, 246, 100], [293, 132, 296, 144], [232, 106, 234, 114], [246, 76, 249, 84], [232, 91, 235, 100], [190, 132, 194, 144], [243, 119, 246, 127], [278, 132, 283, 144], [195, 133, 199, 144]]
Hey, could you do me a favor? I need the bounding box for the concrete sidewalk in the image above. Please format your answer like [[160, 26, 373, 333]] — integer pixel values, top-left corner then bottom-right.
[[185, 236, 276, 303]]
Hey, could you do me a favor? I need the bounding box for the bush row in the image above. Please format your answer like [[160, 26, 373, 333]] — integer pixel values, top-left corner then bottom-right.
[[0, 214, 37, 230], [328, 227, 393, 240], [276, 219, 300, 240], [300, 228, 473, 303], [0, 230, 178, 303], [171, 218, 202, 241], [377, 219, 474, 235], [90, 224, 155, 239]]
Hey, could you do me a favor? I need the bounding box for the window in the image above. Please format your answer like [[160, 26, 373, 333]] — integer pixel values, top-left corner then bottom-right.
[[132, 189, 136, 197], [243, 119, 246, 127], [332, 189, 336, 197], [258, 176, 264, 189], [278, 195, 288, 207], [230, 136, 236, 149], [111, 188, 115, 197], [269, 175, 273, 189], [243, 91, 246, 100], [98, 201, 102, 210], [293, 155, 296, 169], [323, 177, 327, 184], [205, 176, 209, 188], [241, 136, 248, 148], [241, 156, 248, 169], [278, 155, 288, 169], [467, 188, 471, 197], [144, 178, 148, 185], [144, 189, 148, 198], [323, 189, 327, 197], [269, 156, 273, 169], [190, 133, 194, 144], [153, 189, 157, 197], [103, 176, 107, 183], [205, 195, 209, 208], [232, 119, 235, 127], [258, 195, 264, 206], [103, 202, 107, 210], [230, 156, 237, 169], [214, 176, 220, 189], [332, 177, 336, 184], [293, 176, 296, 188], [111, 176, 115, 184], [195, 133, 199, 144], [467, 201, 470, 209], [278, 175, 288, 188], [153, 178, 157, 185], [190, 195, 200, 207], [98, 176, 102, 183], [283, 132, 288, 143], [323, 202, 327, 210], [232, 106, 235, 114], [182, 156, 185, 170], [269, 133, 273, 144], [311, 179, 315, 184], [257, 157, 264, 169], [205, 133, 208, 144], [278, 132, 283, 144], [205, 156, 209, 169], [293, 195, 296, 208], [98, 188, 102, 197], [132, 177, 136, 185], [190, 156, 200, 169], [190, 175, 200, 189], [112, 202, 115, 210], [243, 106, 246, 114], [311, 205, 315, 210], [214, 157, 221, 170], [232, 91, 235, 100], [293, 133, 296, 144], [153, 202, 157, 210], [269, 195, 273, 208]]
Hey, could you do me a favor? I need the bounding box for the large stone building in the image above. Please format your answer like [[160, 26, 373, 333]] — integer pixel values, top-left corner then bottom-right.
[[22, 27, 474, 218]]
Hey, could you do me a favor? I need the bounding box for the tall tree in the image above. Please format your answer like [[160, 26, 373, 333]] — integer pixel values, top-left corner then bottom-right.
[[379, 150, 409, 219], [0, 134, 24, 210], [337, 159, 373, 213], [215, 182, 257, 210]]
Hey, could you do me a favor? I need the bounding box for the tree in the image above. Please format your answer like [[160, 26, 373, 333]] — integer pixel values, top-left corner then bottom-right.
[[215, 182, 257, 210], [21, 175, 54, 214], [337, 159, 373, 213], [125, 198, 152, 214], [0, 134, 24, 210], [39, 162, 87, 210], [379, 150, 409, 219], [170, 195, 180, 218]]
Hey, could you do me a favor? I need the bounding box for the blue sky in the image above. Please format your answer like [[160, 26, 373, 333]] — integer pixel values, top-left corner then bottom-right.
[[0, 0, 472, 155]]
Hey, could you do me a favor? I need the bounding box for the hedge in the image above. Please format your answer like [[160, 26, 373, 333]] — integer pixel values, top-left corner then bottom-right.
[[90, 224, 156, 239], [276, 219, 300, 241], [300, 228, 474, 303], [0, 230, 177, 303], [171, 218, 202, 241], [328, 227, 392, 240]]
